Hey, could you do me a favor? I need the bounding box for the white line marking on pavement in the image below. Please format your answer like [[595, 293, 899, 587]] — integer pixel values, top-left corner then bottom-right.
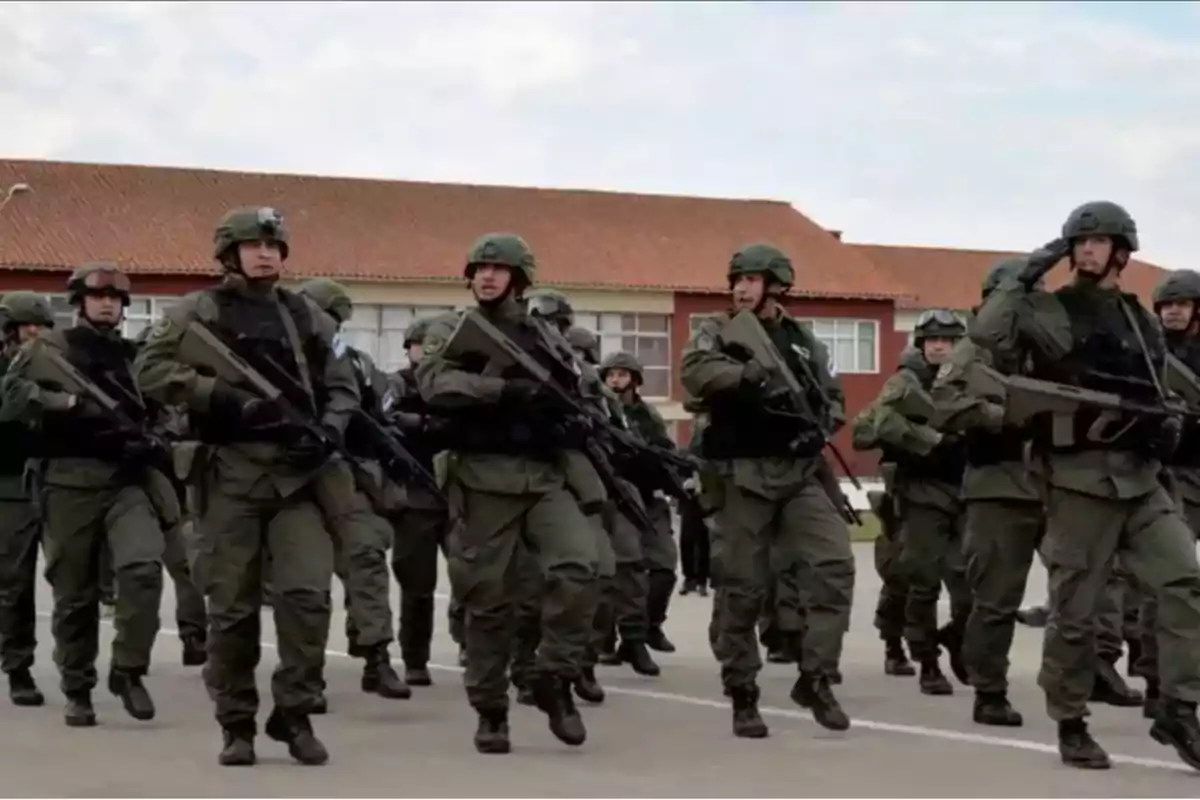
[[42, 612, 1195, 775]]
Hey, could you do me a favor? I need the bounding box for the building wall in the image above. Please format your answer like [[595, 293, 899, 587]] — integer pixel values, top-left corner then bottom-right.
[[671, 292, 905, 478]]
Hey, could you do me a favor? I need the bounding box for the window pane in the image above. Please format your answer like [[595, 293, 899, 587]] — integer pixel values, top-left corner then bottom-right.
[[599, 333, 623, 358], [127, 298, 151, 316], [636, 314, 668, 334], [642, 367, 670, 399], [621, 335, 638, 353], [598, 313, 624, 333], [125, 319, 149, 339], [812, 319, 835, 339], [574, 312, 598, 333], [856, 320, 876, 343], [155, 298, 178, 317], [379, 330, 408, 372], [345, 305, 380, 331], [856, 336, 876, 372], [834, 339, 855, 373], [341, 329, 379, 360], [636, 335, 669, 368], [381, 306, 414, 331]]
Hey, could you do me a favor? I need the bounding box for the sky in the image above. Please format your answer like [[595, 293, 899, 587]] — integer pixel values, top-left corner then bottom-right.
[[2, 0, 1199, 271]]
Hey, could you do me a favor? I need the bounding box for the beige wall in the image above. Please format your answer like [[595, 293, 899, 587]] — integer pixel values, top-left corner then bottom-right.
[[281, 279, 674, 314]]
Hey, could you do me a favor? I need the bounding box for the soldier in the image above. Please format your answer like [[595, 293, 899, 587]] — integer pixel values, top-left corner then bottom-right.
[[0, 292, 55, 707], [296, 278, 410, 703], [417, 233, 599, 754], [971, 200, 1200, 770], [678, 415, 711, 598], [681, 243, 854, 738], [600, 351, 680, 654], [1139, 269, 1200, 718], [137, 207, 359, 767], [0, 264, 166, 728], [866, 487, 914, 677], [388, 315, 454, 687], [930, 258, 1043, 726], [852, 314, 971, 697]]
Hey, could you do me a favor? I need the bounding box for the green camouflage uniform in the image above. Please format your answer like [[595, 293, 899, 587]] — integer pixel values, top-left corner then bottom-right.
[[681, 243, 854, 738], [971, 201, 1200, 771], [136, 207, 358, 766], [1, 266, 167, 729], [417, 234, 598, 753]]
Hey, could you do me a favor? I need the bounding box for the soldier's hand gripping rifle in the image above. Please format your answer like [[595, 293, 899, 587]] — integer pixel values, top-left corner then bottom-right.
[[720, 310, 864, 526], [443, 310, 658, 535], [31, 348, 170, 470]]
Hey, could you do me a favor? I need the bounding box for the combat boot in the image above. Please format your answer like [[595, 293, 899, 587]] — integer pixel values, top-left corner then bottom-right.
[[1058, 718, 1111, 769], [679, 579, 697, 596], [515, 683, 537, 706], [729, 685, 769, 738], [937, 623, 969, 686], [473, 709, 511, 754], [884, 638, 915, 676], [646, 626, 676, 654], [8, 669, 44, 707], [1015, 605, 1048, 627], [573, 667, 606, 705], [311, 693, 328, 715], [919, 660, 953, 695], [531, 673, 587, 746], [181, 633, 207, 667], [63, 690, 96, 728], [618, 640, 660, 676], [972, 691, 1023, 727], [405, 664, 433, 687], [1091, 657, 1143, 707], [265, 708, 329, 766], [1149, 698, 1200, 771], [218, 723, 257, 767], [108, 668, 155, 721], [790, 672, 850, 732], [766, 647, 793, 664], [1144, 679, 1162, 720], [361, 646, 411, 699]]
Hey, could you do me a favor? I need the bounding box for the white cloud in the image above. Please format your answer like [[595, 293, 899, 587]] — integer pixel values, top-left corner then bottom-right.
[[1, 0, 1198, 272]]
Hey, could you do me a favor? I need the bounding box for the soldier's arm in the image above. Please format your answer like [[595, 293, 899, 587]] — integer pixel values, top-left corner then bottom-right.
[[415, 315, 506, 409], [135, 296, 225, 413], [865, 372, 943, 454], [305, 300, 361, 432], [971, 279, 1072, 365], [640, 402, 677, 450], [931, 340, 1005, 434], [0, 339, 76, 423], [680, 318, 745, 399]]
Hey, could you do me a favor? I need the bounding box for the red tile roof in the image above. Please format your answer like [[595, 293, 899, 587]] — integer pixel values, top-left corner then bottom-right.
[[0, 159, 904, 300], [851, 243, 1170, 310]]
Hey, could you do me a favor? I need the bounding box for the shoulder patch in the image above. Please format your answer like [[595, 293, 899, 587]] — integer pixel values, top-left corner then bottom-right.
[[936, 362, 953, 381], [150, 316, 172, 338], [422, 335, 446, 356], [694, 331, 716, 352]]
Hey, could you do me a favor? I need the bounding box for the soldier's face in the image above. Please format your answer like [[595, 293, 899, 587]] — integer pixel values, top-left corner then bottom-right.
[[1160, 300, 1195, 332], [1072, 235, 1115, 275], [604, 368, 633, 393], [408, 343, 424, 365], [732, 274, 765, 310], [471, 264, 511, 301], [237, 239, 284, 279], [83, 293, 123, 325], [17, 324, 44, 344], [922, 336, 956, 364]]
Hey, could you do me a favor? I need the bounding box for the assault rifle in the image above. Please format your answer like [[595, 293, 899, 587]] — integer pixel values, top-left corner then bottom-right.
[[963, 361, 1192, 448], [1165, 354, 1200, 410], [719, 310, 864, 526], [442, 310, 658, 534]]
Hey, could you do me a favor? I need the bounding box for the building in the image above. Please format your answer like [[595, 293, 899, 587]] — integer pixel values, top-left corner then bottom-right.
[[0, 158, 912, 479], [852, 243, 1170, 342]]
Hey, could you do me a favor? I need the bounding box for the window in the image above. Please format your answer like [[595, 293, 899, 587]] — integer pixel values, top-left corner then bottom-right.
[[689, 313, 721, 335], [798, 318, 878, 374], [574, 312, 672, 398], [343, 304, 455, 372]]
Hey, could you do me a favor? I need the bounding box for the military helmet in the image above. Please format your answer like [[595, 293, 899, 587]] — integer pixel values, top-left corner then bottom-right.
[[1062, 201, 1139, 253], [728, 243, 794, 288], [1153, 269, 1200, 307], [599, 350, 643, 385], [565, 326, 600, 365], [67, 263, 131, 306], [464, 233, 536, 287], [213, 206, 289, 261], [0, 291, 55, 328], [981, 256, 1034, 299], [526, 288, 574, 327], [297, 278, 353, 324], [913, 308, 965, 341], [404, 317, 434, 348]]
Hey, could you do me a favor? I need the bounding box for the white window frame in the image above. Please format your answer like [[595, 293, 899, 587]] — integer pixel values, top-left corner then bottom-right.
[[799, 317, 879, 375], [574, 311, 672, 400], [342, 303, 455, 372], [41, 293, 180, 338]]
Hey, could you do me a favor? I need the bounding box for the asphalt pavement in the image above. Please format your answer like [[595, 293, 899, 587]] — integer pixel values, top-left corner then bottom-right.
[[1, 543, 1197, 798]]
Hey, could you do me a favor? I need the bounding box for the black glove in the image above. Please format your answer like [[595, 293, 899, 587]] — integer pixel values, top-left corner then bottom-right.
[[390, 411, 425, 432], [1153, 415, 1183, 460], [502, 378, 544, 403], [1019, 237, 1072, 288]]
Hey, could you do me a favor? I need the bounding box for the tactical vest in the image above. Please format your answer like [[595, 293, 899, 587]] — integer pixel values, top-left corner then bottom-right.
[[438, 314, 586, 457], [1168, 333, 1200, 467], [1029, 285, 1162, 453], [390, 366, 438, 468], [883, 363, 968, 484], [0, 353, 41, 473], [41, 327, 146, 459], [703, 318, 825, 460]]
